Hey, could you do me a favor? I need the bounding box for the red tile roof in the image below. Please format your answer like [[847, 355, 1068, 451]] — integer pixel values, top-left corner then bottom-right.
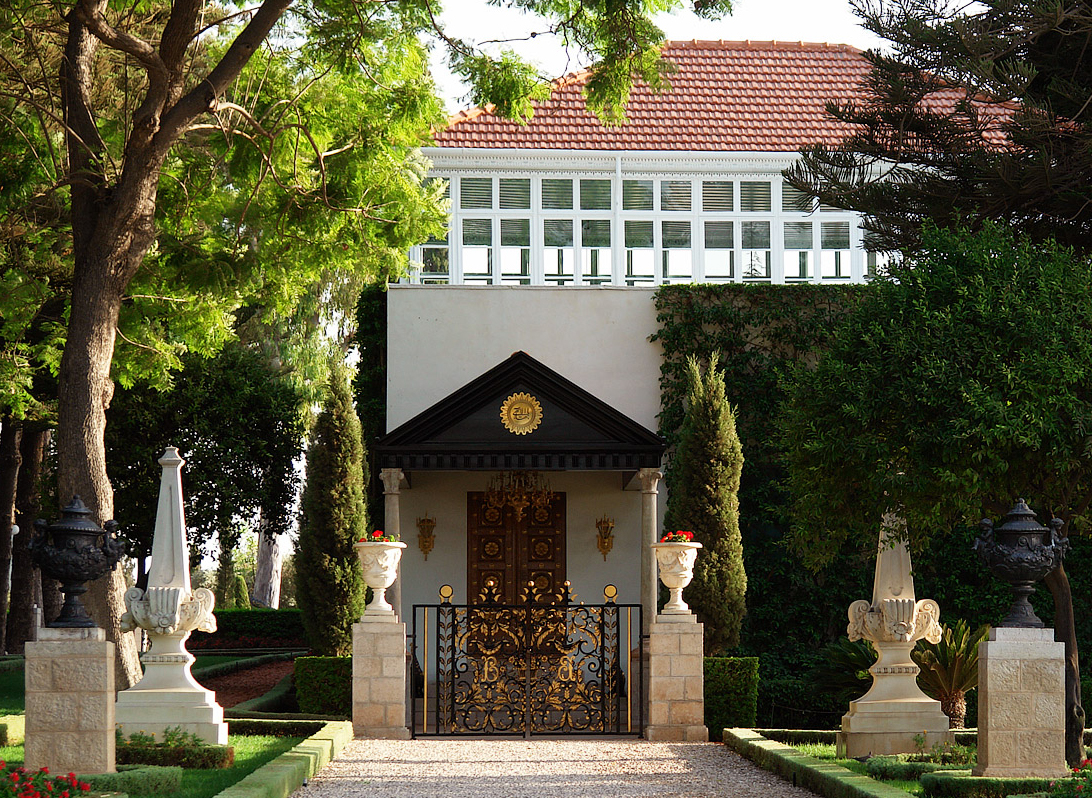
[[434, 40, 874, 152]]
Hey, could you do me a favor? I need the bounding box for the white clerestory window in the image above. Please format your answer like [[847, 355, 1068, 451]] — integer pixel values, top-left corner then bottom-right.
[[408, 173, 881, 285]]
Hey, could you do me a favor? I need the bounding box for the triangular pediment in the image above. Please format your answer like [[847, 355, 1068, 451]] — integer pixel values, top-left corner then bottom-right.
[[376, 352, 664, 471]]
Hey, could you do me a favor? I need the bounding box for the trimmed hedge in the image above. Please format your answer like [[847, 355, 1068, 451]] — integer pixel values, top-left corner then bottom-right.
[[757, 729, 980, 747], [294, 657, 350, 717], [0, 724, 6, 746], [189, 609, 306, 650], [231, 673, 296, 714], [920, 771, 1055, 798], [227, 719, 327, 738], [81, 766, 182, 795], [723, 728, 911, 798], [866, 756, 971, 781], [117, 743, 235, 769], [705, 657, 758, 741]]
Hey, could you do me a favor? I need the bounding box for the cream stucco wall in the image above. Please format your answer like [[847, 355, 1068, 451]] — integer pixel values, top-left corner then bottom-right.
[[386, 285, 663, 431]]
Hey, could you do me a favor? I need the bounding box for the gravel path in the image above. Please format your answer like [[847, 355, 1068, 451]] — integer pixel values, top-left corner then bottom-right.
[[295, 739, 821, 798]]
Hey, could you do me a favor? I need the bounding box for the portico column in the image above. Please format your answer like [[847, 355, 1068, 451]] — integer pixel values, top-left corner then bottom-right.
[[638, 467, 663, 634], [380, 468, 405, 620]]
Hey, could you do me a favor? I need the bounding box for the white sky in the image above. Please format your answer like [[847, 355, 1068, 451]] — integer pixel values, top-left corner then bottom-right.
[[430, 0, 884, 110]]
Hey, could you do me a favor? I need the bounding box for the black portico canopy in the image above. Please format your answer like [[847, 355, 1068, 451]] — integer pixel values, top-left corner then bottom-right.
[[375, 351, 666, 471]]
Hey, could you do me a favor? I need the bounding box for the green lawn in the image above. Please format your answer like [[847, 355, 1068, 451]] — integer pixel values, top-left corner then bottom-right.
[[793, 742, 922, 796]]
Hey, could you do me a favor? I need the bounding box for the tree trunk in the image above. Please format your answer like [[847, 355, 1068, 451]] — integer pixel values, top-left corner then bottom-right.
[[56, 253, 141, 689], [251, 515, 282, 608], [1044, 565, 1085, 767], [940, 690, 966, 730], [0, 419, 22, 653], [6, 427, 48, 654]]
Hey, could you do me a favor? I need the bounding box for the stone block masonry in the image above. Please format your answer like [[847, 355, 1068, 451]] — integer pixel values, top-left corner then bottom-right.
[[645, 616, 708, 742], [352, 618, 410, 739], [974, 627, 1069, 778], [25, 628, 115, 774]]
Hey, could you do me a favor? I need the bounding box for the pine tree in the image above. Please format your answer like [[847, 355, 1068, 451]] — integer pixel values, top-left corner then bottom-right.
[[664, 356, 747, 654], [296, 369, 367, 656]]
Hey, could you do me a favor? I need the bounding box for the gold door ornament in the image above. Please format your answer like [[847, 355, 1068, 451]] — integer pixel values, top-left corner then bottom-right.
[[500, 392, 543, 435]]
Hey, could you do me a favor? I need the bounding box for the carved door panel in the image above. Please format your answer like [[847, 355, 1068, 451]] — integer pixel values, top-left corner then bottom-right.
[[467, 491, 566, 603]]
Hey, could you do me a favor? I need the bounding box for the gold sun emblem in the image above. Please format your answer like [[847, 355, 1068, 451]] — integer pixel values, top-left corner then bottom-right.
[[500, 392, 542, 435]]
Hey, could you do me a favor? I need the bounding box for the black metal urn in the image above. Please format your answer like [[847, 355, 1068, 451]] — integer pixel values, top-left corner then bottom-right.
[[973, 499, 1068, 628], [30, 496, 125, 628]]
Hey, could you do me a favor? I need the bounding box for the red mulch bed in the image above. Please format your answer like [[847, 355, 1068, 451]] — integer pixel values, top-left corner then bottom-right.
[[195, 660, 295, 708]]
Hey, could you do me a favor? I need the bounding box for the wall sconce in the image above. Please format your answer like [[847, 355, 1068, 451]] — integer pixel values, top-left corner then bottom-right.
[[417, 514, 437, 560], [595, 515, 614, 561]]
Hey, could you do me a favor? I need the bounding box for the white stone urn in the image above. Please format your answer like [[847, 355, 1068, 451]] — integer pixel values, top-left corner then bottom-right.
[[650, 541, 702, 614], [354, 540, 407, 618]]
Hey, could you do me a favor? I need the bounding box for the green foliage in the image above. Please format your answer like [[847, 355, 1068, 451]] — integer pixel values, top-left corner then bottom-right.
[[664, 356, 746, 652], [293, 657, 351, 717], [353, 283, 387, 523], [106, 343, 306, 564], [781, 223, 1092, 561], [810, 636, 876, 706], [913, 622, 991, 729], [296, 372, 367, 656], [653, 284, 868, 724], [704, 657, 758, 740], [231, 575, 252, 611], [189, 609, 306, 650], [920, 770, 1053, 798], [80, 765, 183, 797]]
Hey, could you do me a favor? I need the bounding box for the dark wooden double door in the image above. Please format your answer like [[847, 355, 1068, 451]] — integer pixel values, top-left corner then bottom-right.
[[467, 491, 565, 604]]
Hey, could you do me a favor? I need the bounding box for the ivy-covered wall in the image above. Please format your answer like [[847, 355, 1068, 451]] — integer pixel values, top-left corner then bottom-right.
[[652, 284, 1092, 728]]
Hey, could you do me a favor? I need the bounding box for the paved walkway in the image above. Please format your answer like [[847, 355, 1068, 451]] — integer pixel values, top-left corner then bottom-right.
[[295, 739, 821, 798]]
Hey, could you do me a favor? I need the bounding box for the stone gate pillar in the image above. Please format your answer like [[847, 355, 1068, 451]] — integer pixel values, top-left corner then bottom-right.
[[352, 617, 410, 739]]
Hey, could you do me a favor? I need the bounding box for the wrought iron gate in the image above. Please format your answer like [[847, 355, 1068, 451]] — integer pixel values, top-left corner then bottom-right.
[[410, 582, 643, 737]]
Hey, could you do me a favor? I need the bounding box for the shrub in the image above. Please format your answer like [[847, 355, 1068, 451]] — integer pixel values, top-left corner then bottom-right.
[[189, 608, 306, 649], [116, 727, 235, 769], [294, 657, 351, 716], [80, 766, 182, 795], [866, 755, 971, 781], [704, 657, 758, 741]]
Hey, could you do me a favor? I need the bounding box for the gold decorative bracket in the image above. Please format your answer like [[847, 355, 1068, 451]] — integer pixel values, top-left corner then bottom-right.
[[595, 515, 615, 561], [417, 514, 436, 560]]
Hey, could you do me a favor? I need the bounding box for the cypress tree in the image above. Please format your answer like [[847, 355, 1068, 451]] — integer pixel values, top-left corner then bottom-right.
[[296, 369, 367, 656], [664, 356, 747, 654]]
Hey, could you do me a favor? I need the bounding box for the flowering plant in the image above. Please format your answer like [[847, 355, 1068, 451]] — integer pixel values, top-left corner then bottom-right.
[[359, 529, 399, 543], [660, 530, 695, 543], [1, 762, 90, 798], [1050, 758, 1092, 798]]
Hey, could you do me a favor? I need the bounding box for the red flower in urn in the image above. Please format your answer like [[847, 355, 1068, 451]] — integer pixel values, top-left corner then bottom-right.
[[660, 530, 695, 543], [359, 529, 399, 543]]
